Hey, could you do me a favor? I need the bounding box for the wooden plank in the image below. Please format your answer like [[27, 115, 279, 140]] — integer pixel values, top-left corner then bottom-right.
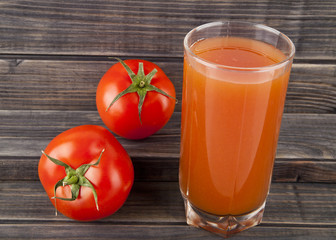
[[1, 157, 336, 183], [0, 0, 335, 60], [272, 159, 336, 183], [0, 181, 335, 225], [1, 111, 335, 160], [285, 64, 336, 113], [1, 156, 335, 183], [1, 59, 336, 113], [1, 223, 336, 240], [0, 111, 335, 182], [0, 59, 184, 111]]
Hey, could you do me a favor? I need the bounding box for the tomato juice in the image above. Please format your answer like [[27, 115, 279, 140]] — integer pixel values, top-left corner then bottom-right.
[[179, 36, 292, 216]]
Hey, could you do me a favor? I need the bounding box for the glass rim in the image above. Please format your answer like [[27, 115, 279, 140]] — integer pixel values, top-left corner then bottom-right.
[[184, 21, 296, 72]]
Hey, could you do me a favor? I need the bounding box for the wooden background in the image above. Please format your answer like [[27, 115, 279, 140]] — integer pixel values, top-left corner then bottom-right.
[[0, 0, 335, 239]]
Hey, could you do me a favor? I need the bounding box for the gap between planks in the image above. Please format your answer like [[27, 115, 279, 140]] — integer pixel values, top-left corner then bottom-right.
[[0, 54, 335, 64]]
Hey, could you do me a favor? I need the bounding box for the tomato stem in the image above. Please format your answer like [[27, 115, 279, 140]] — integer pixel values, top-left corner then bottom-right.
[[106, 57, 177, 124], [139, 80, 145, 88], [63, 175, 79, 185], [41, 149, 105, 214]]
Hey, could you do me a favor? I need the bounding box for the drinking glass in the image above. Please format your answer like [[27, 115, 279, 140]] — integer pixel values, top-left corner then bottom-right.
[[179, 21, 295, 238]]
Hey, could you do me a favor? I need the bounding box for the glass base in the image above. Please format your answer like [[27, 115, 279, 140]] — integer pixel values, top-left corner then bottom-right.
[[183, 197, 265, 238]]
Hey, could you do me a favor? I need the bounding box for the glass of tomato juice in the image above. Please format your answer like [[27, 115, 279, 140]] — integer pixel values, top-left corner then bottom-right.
[[179, 21, 295, 237]]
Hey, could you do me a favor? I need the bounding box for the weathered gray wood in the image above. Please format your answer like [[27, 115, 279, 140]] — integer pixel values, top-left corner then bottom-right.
[[1, 111, 336, 160], [0, 181, 335, 225], [1, 223, 336, 240], [1, 180, 335, 238], [0, 59, 182, 111], [2, 156, 336, 183], [0, 1, 335, 60], [285, 64, 336, 113], [1, 59, 335, 113], [0, 1, 335, 239], [0, 111, 336, 182], [272, 159, 336, 183]]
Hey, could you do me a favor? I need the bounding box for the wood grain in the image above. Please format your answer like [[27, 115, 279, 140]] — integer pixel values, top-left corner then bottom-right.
[[0, 0, 335, 60], [1, 1, 335, 239], [1, 110, 336, 159], [0, 181, 335, 225], [1, 156, 336, 183], [0, 110, 336, 182], [1, 224, 336, 240], [1, 59, 336, 113]]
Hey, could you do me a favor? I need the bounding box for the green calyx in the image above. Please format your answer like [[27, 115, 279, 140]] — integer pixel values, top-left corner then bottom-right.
[[106, 57, 177, 124], [41, 149, 105, 215]]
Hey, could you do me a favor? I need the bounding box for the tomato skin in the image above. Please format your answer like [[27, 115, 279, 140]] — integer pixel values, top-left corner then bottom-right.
[[38, 125, 134, 221], [96, 59, 176, 140]]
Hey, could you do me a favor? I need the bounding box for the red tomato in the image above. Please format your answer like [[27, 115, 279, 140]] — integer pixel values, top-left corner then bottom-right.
[[96, 58, 176, 140], [38, 125, 134, 221]]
